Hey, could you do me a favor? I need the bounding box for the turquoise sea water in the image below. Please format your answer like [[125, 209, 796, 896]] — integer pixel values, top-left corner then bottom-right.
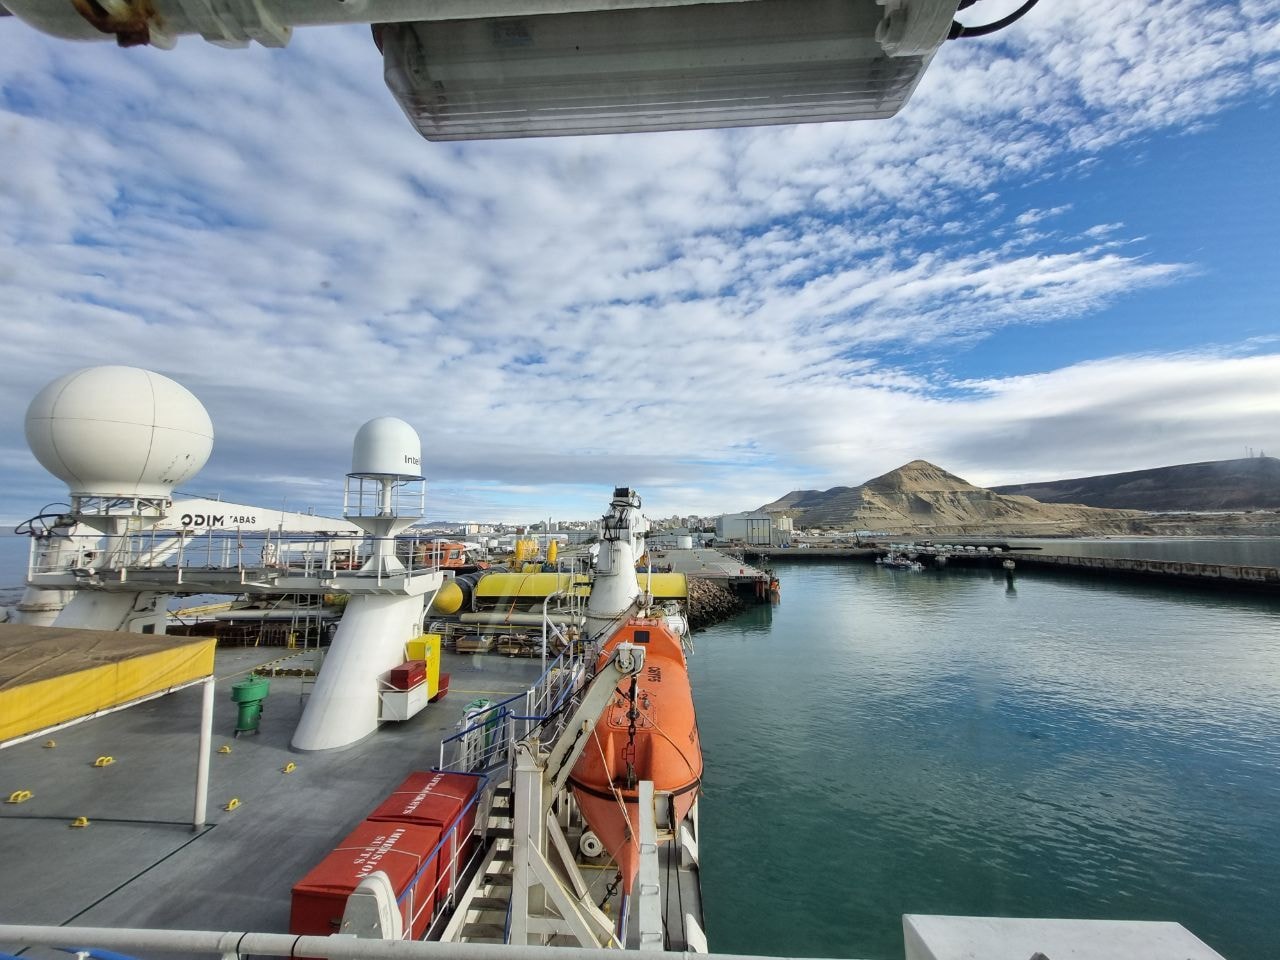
[[692, 562, 1280, 960]]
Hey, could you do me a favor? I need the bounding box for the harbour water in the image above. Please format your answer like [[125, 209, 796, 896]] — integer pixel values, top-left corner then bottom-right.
[[0, 535, 28, 609], [692, 562, 1280, 960]]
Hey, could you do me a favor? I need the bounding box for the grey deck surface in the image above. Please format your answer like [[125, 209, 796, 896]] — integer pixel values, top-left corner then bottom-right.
[[0, 646, 541, 952], [646, 548, 768, 579]]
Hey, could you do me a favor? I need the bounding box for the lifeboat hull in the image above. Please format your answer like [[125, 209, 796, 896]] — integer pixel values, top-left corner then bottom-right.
[[568, 618, 702, 893]]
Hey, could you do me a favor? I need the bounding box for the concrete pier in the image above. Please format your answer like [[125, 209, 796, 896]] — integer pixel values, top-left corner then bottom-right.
[[743, 547, 878, 561], [1015, 553, 1280, 592], [646, 547, 779, 602], [741, 544, 1279, 594]]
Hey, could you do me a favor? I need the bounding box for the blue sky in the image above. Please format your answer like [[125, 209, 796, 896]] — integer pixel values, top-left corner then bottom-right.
[[1, 0, 1278, 525]]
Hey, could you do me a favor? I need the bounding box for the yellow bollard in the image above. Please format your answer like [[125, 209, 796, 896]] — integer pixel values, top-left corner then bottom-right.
[[70, 817, 90, 828], [6, 790, 33, 804], [93, 756, 115, 767], [223, 798, 241, 811], [217, 745, 232, 754], [281, 761, 297, 774]]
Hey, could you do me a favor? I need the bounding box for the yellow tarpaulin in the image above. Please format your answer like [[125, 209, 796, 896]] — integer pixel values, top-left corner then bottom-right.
[[0, 624, 215, 744]]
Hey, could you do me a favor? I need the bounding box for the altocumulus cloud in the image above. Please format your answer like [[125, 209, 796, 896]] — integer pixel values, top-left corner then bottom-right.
[[0, 0, 1278, 521]]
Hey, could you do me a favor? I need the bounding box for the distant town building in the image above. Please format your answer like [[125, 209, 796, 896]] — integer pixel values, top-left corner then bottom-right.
[[716, 512, 781, 545], [649, 527, 700, 550]]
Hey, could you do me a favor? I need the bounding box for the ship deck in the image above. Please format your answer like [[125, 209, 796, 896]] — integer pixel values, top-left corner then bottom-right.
[[0, 646, 543, 955]]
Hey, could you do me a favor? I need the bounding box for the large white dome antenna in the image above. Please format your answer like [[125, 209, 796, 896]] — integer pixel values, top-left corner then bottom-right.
[[343, 417, 425, 576], [24, 366, 214, 522]]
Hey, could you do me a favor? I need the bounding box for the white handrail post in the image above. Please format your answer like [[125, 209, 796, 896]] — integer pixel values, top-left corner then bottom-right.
[[193, 675, 215, 828]]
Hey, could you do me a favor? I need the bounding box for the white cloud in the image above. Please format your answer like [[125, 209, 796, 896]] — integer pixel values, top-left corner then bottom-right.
[[0, 0, 1277, 524]]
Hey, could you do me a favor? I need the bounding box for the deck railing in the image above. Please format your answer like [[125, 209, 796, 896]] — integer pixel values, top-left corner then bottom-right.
[[26, 530, 462, 587], [437, 640, 596, 775]]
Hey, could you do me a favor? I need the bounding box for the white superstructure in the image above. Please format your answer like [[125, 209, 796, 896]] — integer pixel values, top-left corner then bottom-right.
[[292, 417, 438, 751], [20, 366, 216, 632], [15, 367, 448, 751]]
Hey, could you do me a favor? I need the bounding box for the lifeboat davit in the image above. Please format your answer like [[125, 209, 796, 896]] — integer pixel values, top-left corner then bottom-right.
[[567, 618, 702, 894]]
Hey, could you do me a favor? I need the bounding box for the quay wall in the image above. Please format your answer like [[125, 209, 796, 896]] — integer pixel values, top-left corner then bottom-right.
[[741, 546, 1279, 594], [1016, 554, 1280, 593], [740, 547, 878, 561]]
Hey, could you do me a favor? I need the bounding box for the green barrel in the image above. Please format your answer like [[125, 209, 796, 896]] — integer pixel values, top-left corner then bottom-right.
[[231, 675, 271, 736]]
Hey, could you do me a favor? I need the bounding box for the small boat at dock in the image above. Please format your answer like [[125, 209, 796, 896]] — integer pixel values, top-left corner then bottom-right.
[[876, 553, 924, 571]]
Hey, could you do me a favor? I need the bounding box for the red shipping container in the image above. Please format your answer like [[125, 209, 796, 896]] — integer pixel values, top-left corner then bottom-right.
[[430, 672, 450, 702], [367, 771, 481, 901], [388, 660, 426, 691], [290, 820, 442, 941]]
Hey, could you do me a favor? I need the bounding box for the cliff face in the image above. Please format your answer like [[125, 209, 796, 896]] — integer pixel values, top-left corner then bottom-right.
[[760, 460, 1142, 535], [992, 457, 1280, 512]]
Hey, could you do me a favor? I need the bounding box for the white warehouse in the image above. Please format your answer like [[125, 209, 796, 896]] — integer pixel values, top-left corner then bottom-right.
[[715, 512, 793, 546]]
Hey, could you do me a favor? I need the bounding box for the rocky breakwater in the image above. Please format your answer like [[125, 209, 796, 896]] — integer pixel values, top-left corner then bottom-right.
[[687, 577, 745, 631]]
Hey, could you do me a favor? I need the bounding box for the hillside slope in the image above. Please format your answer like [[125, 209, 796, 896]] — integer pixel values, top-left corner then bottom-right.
[[992, 457, 1280, 511], [761, 460, 1140, 534]]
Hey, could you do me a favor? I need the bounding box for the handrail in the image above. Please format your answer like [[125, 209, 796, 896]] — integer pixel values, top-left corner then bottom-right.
[[437, 639, 594, 773], [395, 773, 489, 922], [25, 529, 462, 582], [0, 924, 847, 960]]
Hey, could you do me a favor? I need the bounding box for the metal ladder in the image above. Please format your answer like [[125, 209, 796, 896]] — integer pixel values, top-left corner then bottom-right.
[[446, 783, 516, 943]]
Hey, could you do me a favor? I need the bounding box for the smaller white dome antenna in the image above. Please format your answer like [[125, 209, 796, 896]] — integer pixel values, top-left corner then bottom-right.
[[349, 416, 425, 483], [344, 417, 425, 576], [24, 366, 214, 529]]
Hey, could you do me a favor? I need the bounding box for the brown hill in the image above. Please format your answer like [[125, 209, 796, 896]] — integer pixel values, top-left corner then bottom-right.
[[760, 460, 1142, 535], [992, 457, 1280, 511]]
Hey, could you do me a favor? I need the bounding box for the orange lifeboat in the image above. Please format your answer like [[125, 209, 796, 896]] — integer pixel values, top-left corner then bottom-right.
[[567, 618, 702, 894]]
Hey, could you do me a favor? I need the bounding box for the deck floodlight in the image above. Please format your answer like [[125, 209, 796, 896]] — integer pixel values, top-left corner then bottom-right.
[[4, 0, 960, 141], [379, 0, 961, 141]]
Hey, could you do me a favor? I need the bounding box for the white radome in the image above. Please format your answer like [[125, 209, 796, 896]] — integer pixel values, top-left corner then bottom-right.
[[350, 416, 424, 480], [25, 366, 214, 500]]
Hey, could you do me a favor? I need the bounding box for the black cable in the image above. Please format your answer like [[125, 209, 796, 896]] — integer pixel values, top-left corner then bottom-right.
[[55, 825, 216, 928], [14, 502, 73, 537], [949, 0, 1041, 39]]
